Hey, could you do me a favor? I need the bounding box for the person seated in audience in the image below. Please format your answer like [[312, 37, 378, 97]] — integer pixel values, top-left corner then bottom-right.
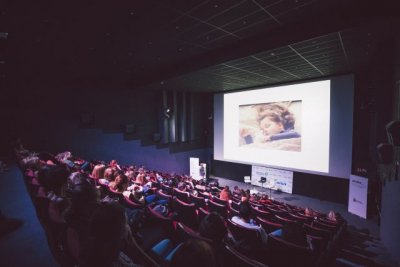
[[128, 187, 145, 205], [170, 239, 217, 267], [79, 202, 145, 267], [135, 169, 145, 185], [232, 185, 241, 198], [124, 167, 136, 181], [109, 159, 118, 167], [199, 212, 227, 246], [155, 172, 164, 183], [21, 155, 42, 171], [177, 181, 187, 191], [259, 193, 271, 205], [240, 189, 251, 202], [304, 207, 317, 217], [249, 193, 259, 202], [67, 171, 87, 188], [231, 201, 268, 244], [64, 180, 100, 237], [37, 164, 70, 203], [91, 164, 106, 179], [219, 186, 231, 201], [327, 210, 341, 222], [109, 173, 129, 193], [99, 167, 116, 185]]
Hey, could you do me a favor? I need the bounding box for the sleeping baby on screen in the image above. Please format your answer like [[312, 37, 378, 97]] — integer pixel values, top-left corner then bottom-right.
[[239, 103, 300, 145]]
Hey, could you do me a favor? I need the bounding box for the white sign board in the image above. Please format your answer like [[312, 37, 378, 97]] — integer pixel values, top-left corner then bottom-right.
[[190, 157, 200, 180], [348, 174, 368, 219], [251, 165, 293, 194]]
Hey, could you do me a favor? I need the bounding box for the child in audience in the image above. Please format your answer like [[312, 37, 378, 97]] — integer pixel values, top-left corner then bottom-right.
[[109, 173, 129, 192]]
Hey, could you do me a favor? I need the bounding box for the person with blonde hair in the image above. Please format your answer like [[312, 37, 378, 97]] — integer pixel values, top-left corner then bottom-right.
[[91, 164, 106, 179]]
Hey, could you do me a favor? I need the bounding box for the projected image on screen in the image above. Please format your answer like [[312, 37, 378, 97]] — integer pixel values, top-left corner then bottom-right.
[[239, 101, 302, 152]]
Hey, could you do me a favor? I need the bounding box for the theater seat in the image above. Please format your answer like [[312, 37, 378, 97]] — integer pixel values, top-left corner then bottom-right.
[[172, 197, 198, 230], [222, 243, 269, 267], [265, 234, 314, 267], [256, 216, 282, 234], [208, 199, 228, 218], [226, 219, 265, 260]]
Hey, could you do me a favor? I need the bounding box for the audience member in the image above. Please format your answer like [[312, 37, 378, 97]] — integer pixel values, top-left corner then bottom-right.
[[79, 202, 138, 267], [219, 186, 231, 201], [170, 239, 217, 267], [231, 201, 268, 244], [91, 164, 106, 179], [109, 173, 129, 193], [198, 212, 227, 246]]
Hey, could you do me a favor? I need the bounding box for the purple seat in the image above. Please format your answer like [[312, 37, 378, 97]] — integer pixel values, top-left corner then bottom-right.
[[256, 216, 282, 234], [222, 244, 269, 267], [172, 197, 198, 230], [226, 219, 264, 260], [251, 206, 273, 221], [212, 196, 228, 206], [265, 234, 314, 267], [122, 195, 144, 209], [173, 188, 191, 203], [156, 190, 173, 205], [197, 207, 210, 225], [161, 184, 173, 195], [190, 194, 206, 209], [208, 199, 227, 218]]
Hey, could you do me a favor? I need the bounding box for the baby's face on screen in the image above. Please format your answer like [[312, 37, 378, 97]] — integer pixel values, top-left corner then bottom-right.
[[259, 116, 284, 136]]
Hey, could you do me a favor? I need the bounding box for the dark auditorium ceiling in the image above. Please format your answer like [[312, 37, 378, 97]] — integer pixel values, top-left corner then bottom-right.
[[0, 0, 398, 92]]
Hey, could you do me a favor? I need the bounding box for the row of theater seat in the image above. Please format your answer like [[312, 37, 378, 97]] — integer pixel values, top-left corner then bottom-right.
[[17, 150, 346, 267]]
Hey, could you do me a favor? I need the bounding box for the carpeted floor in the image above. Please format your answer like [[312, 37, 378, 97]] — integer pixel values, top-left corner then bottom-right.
[[0, 164, 58, 267]]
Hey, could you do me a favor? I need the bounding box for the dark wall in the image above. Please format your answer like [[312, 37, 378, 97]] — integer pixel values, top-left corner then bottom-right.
[[380, 34, 400, 264], [11, 85, 212, 174]]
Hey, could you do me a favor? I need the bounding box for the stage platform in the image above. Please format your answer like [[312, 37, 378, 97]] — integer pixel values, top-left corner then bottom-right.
[[211, 175, 381, 238]]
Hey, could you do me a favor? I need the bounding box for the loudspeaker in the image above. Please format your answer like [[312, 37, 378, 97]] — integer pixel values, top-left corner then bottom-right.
[[386, 120, 400, 146], [377, 143, 394, 164]]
